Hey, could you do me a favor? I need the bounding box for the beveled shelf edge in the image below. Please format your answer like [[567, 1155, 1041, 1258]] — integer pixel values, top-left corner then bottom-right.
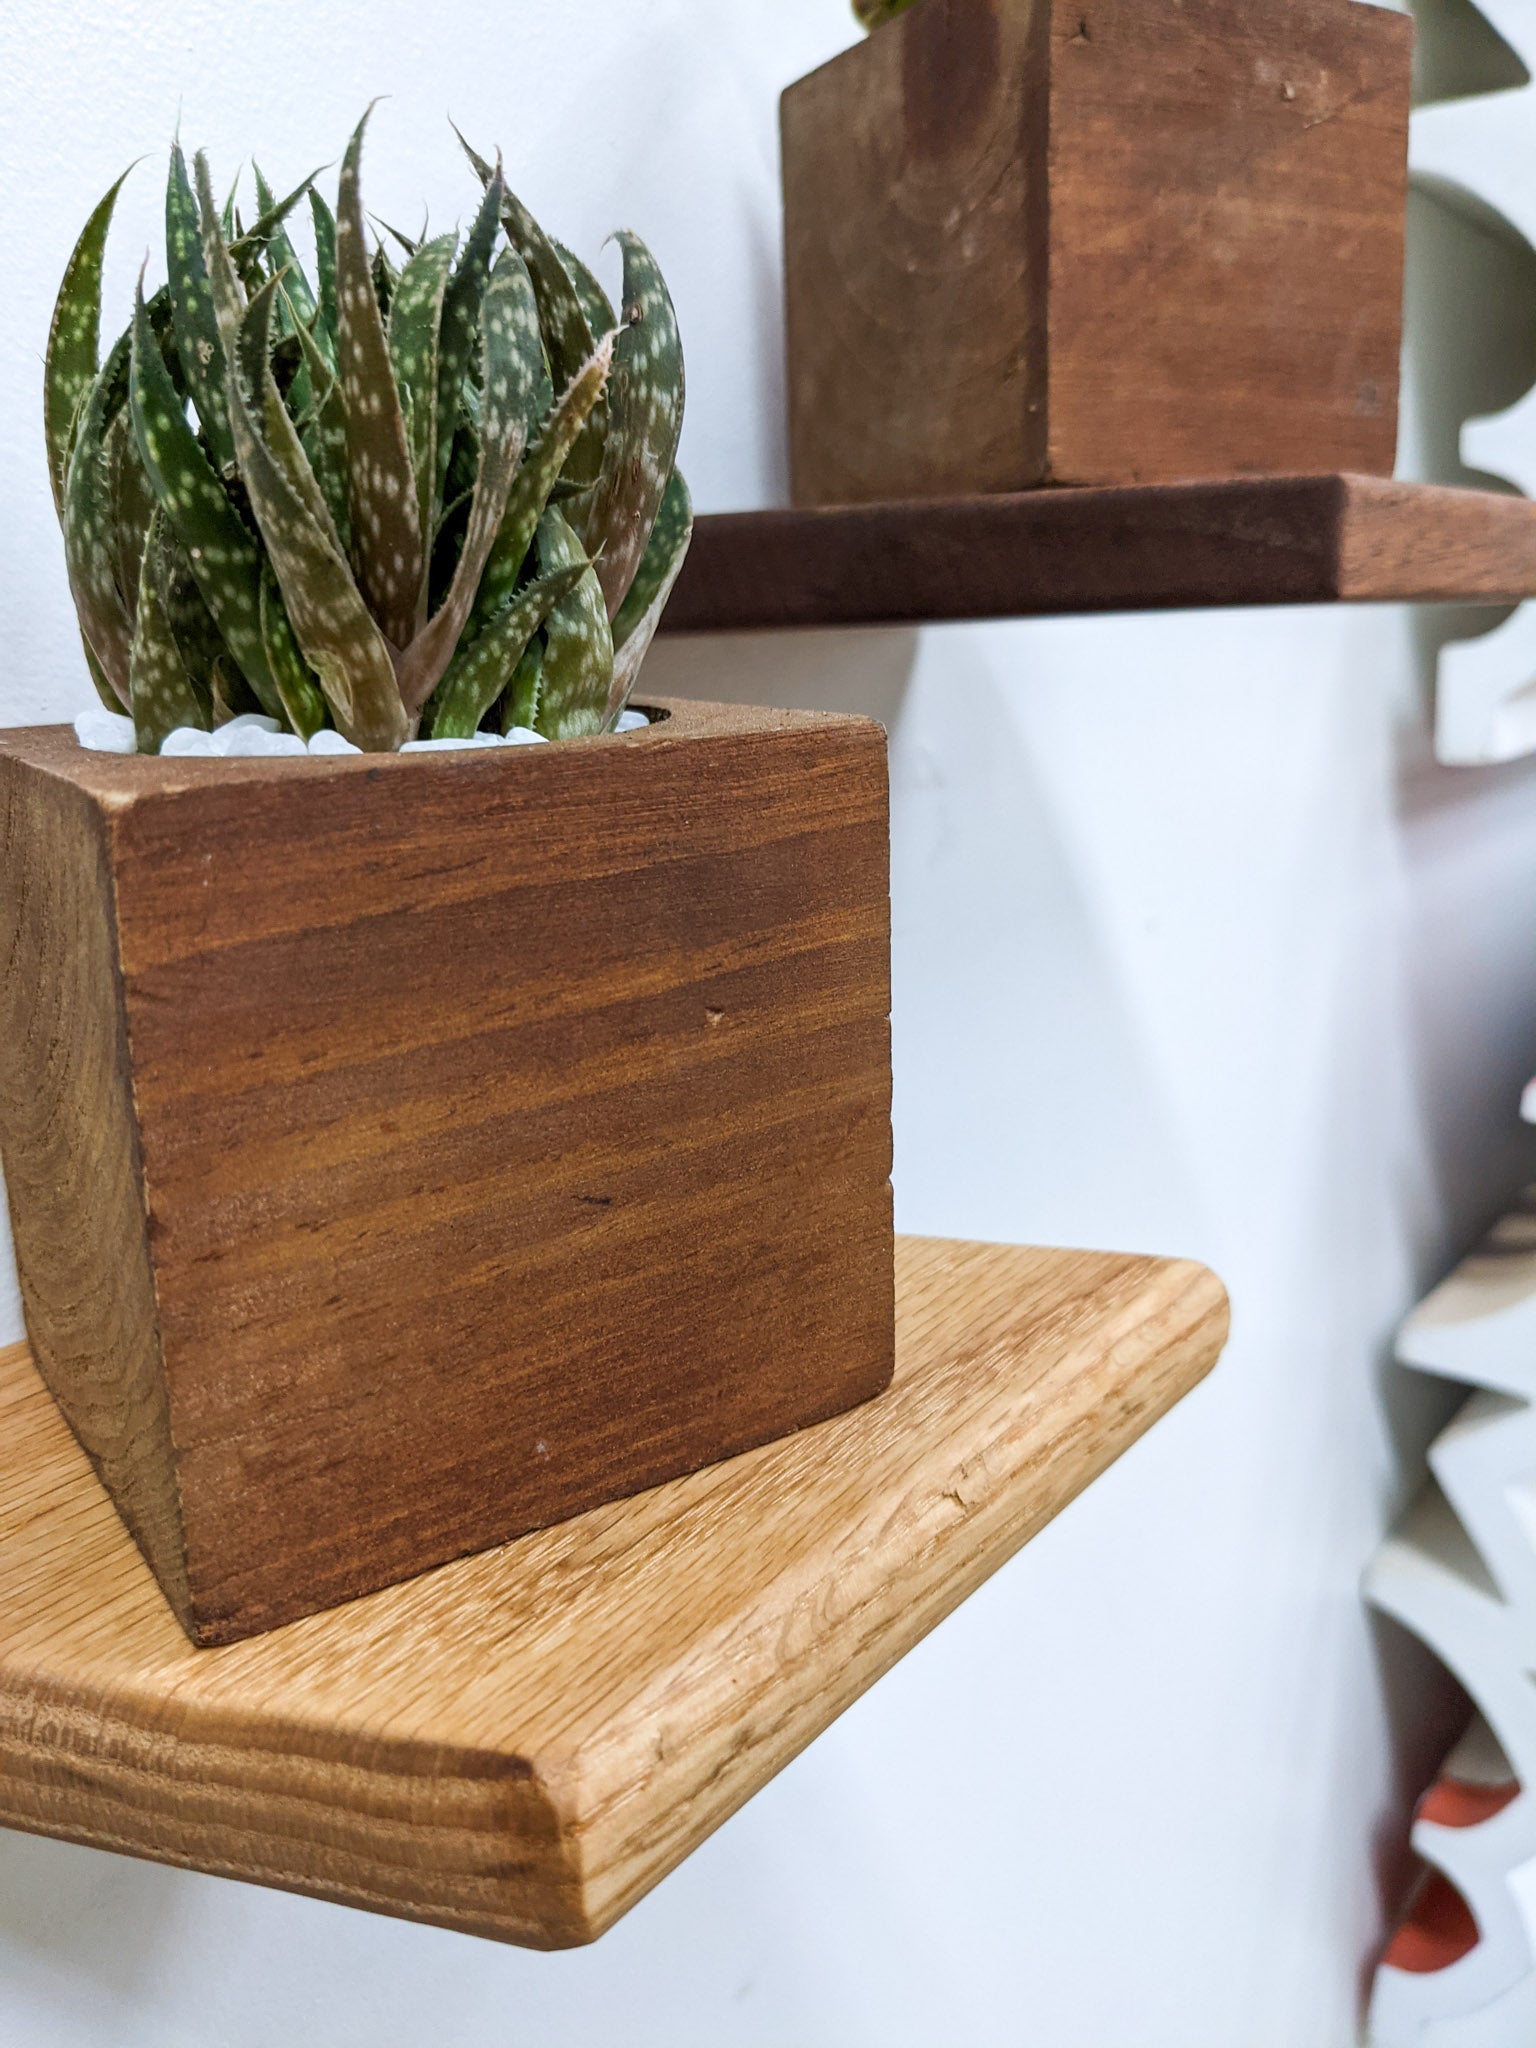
[[660, 474, 1536, 634], [0, 1236, 1228, 1948]]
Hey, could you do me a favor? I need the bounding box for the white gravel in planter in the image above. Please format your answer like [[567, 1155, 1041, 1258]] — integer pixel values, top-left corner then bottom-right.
[[72, 707, 652, 758]]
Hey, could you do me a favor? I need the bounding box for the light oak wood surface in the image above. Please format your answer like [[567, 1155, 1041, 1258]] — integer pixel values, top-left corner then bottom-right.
[[0, 1235, 1227, 1947], [0, 699, 893, 1645], [660, 476, 1536, 634]]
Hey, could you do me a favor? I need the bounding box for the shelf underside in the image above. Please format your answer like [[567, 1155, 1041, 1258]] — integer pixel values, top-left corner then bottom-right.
[[0, 1236, 1225, 1948], [660, 475, 1536, 633]]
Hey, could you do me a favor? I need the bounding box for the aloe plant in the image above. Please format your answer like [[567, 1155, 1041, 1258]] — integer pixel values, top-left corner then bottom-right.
[[46, 110, 691, 753], [852, 0, 920, 25]]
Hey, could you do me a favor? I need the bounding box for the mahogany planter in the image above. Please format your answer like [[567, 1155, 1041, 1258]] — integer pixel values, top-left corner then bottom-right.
[[781, 0, 1413, 503], [0, 699, 895, 1645]]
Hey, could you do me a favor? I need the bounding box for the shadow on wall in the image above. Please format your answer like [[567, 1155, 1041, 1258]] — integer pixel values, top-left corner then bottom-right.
[[1402, 176, 1536, 722]]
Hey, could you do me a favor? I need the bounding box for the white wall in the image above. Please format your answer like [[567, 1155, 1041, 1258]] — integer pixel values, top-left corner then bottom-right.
[[2, 4, 1534, 2043]]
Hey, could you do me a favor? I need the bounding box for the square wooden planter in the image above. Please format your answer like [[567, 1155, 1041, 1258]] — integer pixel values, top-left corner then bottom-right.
[[782, 0, 1413, 503], [0, 699, 895, 1646]]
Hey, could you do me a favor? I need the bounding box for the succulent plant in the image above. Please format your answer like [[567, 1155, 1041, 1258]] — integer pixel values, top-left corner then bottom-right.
[[852, 0, 920, 26], [45, 109, 690, 753]]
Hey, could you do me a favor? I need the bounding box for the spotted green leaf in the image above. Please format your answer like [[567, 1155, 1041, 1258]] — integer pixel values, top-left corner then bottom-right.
[[130, 510, 210, 751], [166, 142, 236, 474], [191, 150, 248, 355], [310, 189, 339, 361], [254, 164, 322, 413], [553, 240, 616, 338], [582, 232, 685, 620], [61, 331, 133, 701], [532, 507, 612, 740], [435, 167, 504, 515], [158, 530, 239, 716], [469, 332, 613, 637], [129, 276, 284, 720], [388, 231, 457, 600], [397, 248, 543, 716], [455, 127, 609, 489], [45, 165, 135, 516], [501, 636, 543, 734], [226, 275, 408, 750], [425, 562, 585, 739], [336, 107, 422, 649], [259, 561, 328, 739], [284, 287, 350, 548], [608, 466, 691, 724]]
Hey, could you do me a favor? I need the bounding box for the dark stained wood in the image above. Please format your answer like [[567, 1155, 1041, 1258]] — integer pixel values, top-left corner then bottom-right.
[[0, 1238, 1228, 1948], [659, 476, 1536, 634], [781, 0, 1412, 503], [0, 700, 895, 1646]]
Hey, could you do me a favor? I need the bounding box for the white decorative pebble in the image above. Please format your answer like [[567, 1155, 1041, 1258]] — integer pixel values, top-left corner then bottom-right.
[[73, 707, 137, 754], [505, 727, 548, 745], [614, 709, 650, 733], [158, 727, 219, 757], [220, 714, 281, 735], [307, 729, 362, 756], [221, 727, 309, 757]]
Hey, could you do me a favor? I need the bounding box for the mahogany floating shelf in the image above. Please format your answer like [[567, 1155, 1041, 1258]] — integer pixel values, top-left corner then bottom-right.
[[660, 475, 1536, 634], [0, 1235, 1225, 1949]]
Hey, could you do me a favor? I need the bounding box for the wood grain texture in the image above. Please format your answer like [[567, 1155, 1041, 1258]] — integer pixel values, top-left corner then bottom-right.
[[782, 0, 1411, 503], [660, 476, 1536, 634], [0, 750, 188, 1613], [0, 1236, 1229, 1948], [0, 700, 893, 1646]]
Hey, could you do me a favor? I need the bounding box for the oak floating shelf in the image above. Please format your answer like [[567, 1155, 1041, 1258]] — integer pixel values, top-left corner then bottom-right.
[[660, 475, 1536, 634], [0, 1235, 1225, 1949]]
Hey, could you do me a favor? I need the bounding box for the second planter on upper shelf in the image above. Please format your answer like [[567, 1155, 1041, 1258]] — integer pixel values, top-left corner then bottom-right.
[[782, 0, 1413, 505]]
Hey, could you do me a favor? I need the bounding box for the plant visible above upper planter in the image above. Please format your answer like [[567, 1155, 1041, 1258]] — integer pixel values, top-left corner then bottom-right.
[[46, 107, 691, 754]]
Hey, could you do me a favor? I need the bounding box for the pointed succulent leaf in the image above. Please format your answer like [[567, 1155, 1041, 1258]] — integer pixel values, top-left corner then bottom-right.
[[237, 272, 343, 550], [397, 248, 544, 715], [226, 281, 408, 750], [254, 164, 321, 409], [166, 142, 236, 473], [372, 215, 421, 260], [470, 332, 613, 636], [105, 402, 157, 615], [129, 510, 210, 751], [82, 637, 122, 712], [129, 277, 284, 718], [387, 231, 457, 576], [434, 166, 504, 512], [581, 232, 685, 618], [371, 242, 399, 320], [157, 529, 237, 714], [501, 636, 543, 734], [853, 0, 918, 23], [259, 561, 328, 738], [553, 239, 616, 336], [336, 106, 422, 648], [532, 507, 613, 740], [425, 562, 585, 739], [455, 128, 609, 487], [45, 164, 135, 514], [608, 467, 692, 723], [61, 330, 134, 699], [310, 189, 339, 361], [284, 288, 351, 547], [192, 151, 248, 352], [234, 163, 324, 266]]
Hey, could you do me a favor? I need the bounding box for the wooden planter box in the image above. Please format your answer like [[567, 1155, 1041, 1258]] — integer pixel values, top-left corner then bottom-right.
[[782, 0, 1413, 503], [0, 700, 895, 1646]]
